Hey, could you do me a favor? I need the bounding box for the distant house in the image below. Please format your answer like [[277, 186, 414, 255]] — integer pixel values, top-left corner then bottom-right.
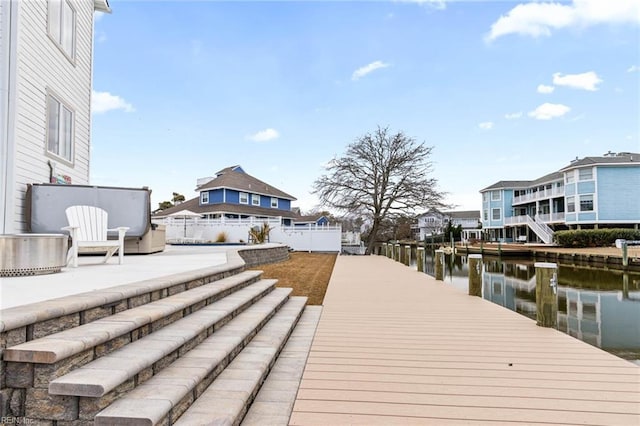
[[0, 0, 111, 233], [293, 213, 330, 227], [415, 210, 481, 241], [480, 152, 640, 243], [154, 165, 300, 225]]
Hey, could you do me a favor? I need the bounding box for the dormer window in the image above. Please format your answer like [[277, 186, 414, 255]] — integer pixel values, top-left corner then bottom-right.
[[200, 191, 209, 204]]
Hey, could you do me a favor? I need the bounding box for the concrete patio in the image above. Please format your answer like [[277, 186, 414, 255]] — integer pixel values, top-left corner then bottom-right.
[[0, 245, 228, 309]]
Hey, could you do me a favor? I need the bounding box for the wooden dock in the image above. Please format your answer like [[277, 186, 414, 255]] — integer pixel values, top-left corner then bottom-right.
[[290, 255, 640, 425]]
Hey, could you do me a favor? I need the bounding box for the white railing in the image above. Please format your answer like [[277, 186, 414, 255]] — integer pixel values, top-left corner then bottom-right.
[[528, 215, 554, 244], [513, 187, 565, 205], [534, 212, 565, 223], [503, 215, 554, 244]]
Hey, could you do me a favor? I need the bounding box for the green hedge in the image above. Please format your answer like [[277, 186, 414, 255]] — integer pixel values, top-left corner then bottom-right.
[[554, 229, 640, 248]]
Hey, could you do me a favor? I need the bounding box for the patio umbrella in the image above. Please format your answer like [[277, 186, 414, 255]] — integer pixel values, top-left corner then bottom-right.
[[168, 209, 202, 238]]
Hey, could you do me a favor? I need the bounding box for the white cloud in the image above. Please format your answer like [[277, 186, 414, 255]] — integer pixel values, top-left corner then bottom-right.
[[504, 111, 523, 120], [486, 0, 640, 41], [478, 121, 494, 130], [627, 65, 640, 73], [94, 11, 105, 21], [91, 90, 135, 114], [247, 128, 280, 142], [552, 71, 602, 91], [528, 103, 571, 120], [351, 61, 390, 81], [537, 84, 555, 94]]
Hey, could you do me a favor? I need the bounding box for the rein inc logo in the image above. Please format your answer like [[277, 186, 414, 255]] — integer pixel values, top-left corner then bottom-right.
[[1, 417, 36, 425]]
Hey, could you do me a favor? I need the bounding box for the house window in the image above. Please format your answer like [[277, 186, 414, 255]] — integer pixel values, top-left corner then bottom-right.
[[200, 192, 209, 204], [492, 208, 501, 220], [565, 171, 575, 184], [482, 193, 488, 202], [46, 93, 74, 162], [579, 194, 594, 211], [271, 197, 278, 208], [252, 194, 260, 206], [483, 210, 488, 221], [48, 0, 76, 60], [491, 190, 501, 201], [239, 192, 248, 204], [578, 167, 593, 181], [567, 196, 575, 213]]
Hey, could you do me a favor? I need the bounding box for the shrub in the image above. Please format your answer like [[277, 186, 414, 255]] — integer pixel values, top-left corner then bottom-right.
[[554, 229, 640, 248], [215, 232, 227, 243], [249, 223, 272, 244]]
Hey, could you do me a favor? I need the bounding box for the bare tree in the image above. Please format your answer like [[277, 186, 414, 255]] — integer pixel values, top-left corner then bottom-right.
[[313, 126, 445, 254]]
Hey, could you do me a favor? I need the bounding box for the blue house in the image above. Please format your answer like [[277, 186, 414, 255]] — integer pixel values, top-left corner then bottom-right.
[[480, 152, 640, 243], [155, 165, 300, 225]]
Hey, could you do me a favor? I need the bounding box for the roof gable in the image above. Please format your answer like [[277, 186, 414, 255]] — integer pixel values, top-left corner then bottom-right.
[[197, 166, 296, 201]]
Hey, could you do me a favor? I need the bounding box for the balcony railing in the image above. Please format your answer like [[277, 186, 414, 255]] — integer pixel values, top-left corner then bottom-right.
[[505, 213, 565, 225], [512, 187, 565, 205]]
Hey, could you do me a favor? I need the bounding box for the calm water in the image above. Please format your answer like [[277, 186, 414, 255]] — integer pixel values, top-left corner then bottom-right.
[[422, 253, 640, 364]]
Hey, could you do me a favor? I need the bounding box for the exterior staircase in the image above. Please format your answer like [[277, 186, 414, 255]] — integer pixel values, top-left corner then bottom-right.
[[0, 245, 320, 425], [526, 215, 555, 244]]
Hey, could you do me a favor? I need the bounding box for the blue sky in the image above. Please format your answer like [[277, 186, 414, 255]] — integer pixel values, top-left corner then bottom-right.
[[90, 0, 640, 213]]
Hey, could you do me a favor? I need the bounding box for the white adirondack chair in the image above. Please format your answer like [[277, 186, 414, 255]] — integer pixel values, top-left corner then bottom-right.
[[62, 205, 129, 267]]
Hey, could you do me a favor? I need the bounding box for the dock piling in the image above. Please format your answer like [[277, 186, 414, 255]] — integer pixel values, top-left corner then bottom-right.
[[468, 254, 482, 297], [535, 262, 558, 328], [434, 249, 444, 281]]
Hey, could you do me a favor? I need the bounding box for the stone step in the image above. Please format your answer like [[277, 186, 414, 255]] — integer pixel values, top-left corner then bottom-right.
[[47, 279, 278, 398], [4, 270, 263, 365], [241, 305, 322, 426], [173, 297, 308, 426], [93, 291, 301, 426]]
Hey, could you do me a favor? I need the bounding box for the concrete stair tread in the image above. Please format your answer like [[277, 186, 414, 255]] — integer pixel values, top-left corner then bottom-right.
[[4, 270, 263, 364], [48, 279, 277, 397], [94, 295, 305, 426], [174, 297, 308, 426], [241, 306, 322, 426]]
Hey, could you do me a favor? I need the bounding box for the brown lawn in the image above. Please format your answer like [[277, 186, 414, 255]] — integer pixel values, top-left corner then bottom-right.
[[250, 252, 337, 305]]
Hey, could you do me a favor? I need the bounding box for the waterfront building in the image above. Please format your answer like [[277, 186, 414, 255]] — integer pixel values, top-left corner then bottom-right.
[[480, 152, 640, 243], [414, 210, 481, 241]]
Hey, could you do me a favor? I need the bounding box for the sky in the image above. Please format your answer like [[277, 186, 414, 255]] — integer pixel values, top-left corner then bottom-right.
[[90, 0, 640, 214]]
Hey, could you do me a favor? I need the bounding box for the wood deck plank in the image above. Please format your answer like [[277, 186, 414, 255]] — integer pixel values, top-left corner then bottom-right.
[[290, 256, 640, 425]]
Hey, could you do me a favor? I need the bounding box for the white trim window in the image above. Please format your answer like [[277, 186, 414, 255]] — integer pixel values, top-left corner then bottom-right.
[[46, 93, 74, 162], [579, 194, 594, 212], [48, 0, 76, 60], [252, 194, 260, 206], [565, 170, 575, 184], [491, 190, 501, 201], [239, 192, 248, 204], [271, 197, 278, 208], [578, 167, 593, 181], [483, 210, 488, 221], [567, 196, 575, 213], [200, 191, 209, 204], [492, 208, 501, 220]]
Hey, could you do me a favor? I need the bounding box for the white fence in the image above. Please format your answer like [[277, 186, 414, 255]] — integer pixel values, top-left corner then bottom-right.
[[154, 218, 342, 252]]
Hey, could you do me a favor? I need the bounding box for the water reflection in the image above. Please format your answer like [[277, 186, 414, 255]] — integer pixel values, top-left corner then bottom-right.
[[423, 253, 640, 363]]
